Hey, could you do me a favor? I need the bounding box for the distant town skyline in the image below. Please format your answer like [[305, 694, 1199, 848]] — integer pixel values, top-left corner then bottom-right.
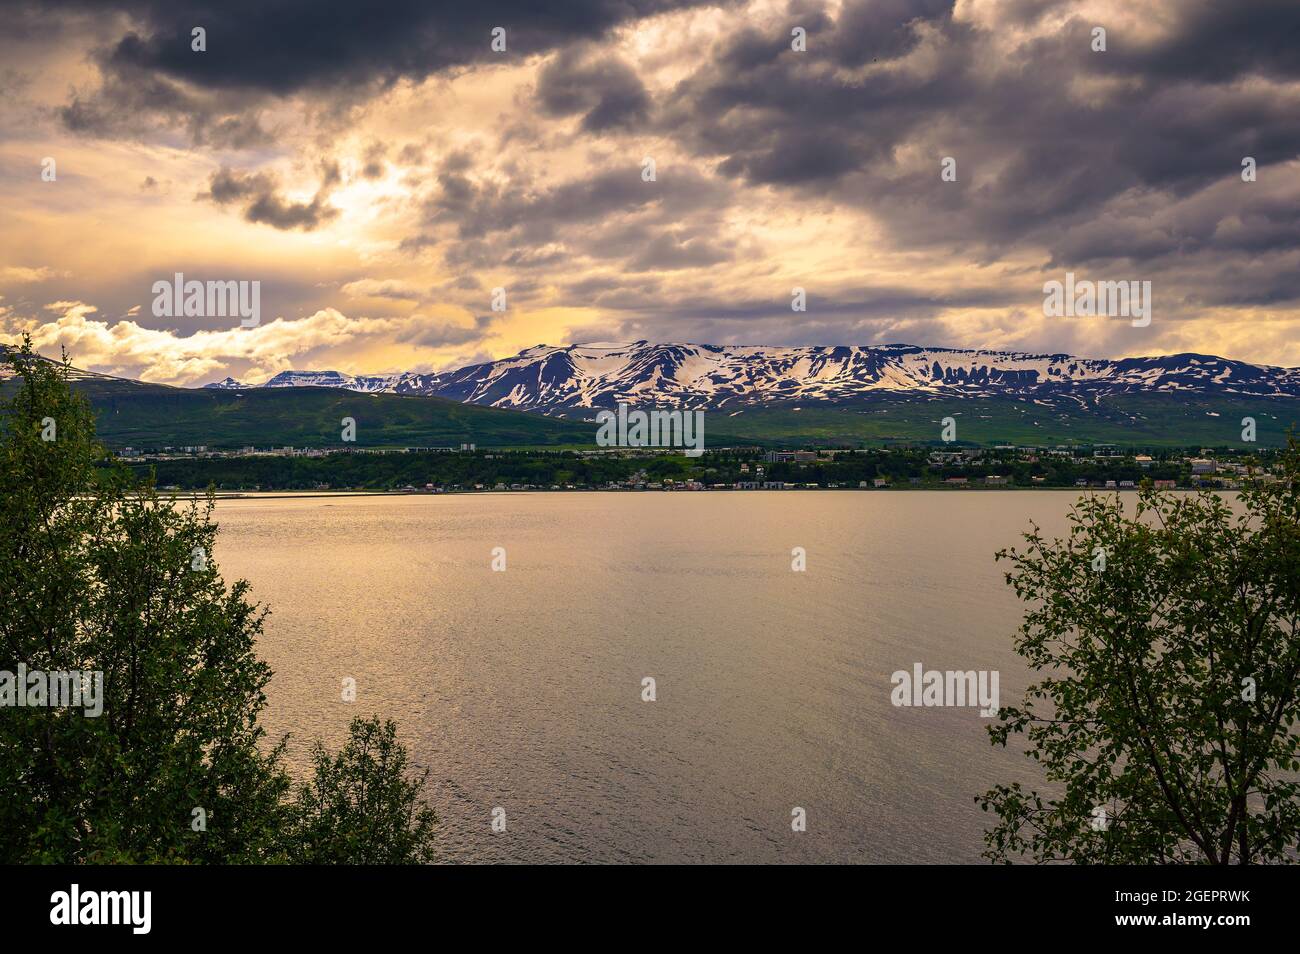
[[2, 0, 1299, 386]]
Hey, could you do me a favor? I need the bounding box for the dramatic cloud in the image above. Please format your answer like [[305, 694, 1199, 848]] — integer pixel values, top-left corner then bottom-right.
[[97, 0, 714, 95], [2, 0, 1299, 380], [0, 301, 483, 384], [201, 163, 341, 230], [536, 47, 652, 130]]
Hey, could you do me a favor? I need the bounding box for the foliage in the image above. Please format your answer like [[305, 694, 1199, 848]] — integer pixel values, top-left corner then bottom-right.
[[0, 338, 437, 864], [980, 444, 1300, 863], [289, 716, 438, 864]]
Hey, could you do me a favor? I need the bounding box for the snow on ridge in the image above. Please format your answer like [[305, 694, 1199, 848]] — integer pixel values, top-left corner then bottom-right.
[[183, 341, 1300, 411]]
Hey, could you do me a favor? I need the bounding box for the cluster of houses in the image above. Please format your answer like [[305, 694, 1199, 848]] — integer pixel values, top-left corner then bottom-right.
[[117, 443, 478, 462], [921, 446, 1276, 490]]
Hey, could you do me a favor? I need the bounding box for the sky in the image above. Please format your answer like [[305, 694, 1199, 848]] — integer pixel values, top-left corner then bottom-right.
[[1, 0, 1299, 386]]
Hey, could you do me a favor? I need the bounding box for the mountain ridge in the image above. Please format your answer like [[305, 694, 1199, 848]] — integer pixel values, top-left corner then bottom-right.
[[8, 343, 1300, 448], [202, 341, 1300, 415]]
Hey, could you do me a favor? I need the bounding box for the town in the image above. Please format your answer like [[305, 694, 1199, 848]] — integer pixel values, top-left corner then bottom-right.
[[118, 441, 1286, 494]]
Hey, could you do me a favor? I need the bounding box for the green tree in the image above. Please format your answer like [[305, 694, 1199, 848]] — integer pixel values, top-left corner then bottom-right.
[[979, 446, 1300, 863], [0, 338, 437, 863], [289, 716, 438, 864]]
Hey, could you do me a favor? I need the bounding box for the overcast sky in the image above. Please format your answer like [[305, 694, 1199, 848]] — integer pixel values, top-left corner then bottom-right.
[[2, 0, 1298, 385]]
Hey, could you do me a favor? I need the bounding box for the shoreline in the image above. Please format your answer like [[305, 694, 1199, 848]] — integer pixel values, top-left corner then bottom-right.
[[160, 486, 1209, 500]]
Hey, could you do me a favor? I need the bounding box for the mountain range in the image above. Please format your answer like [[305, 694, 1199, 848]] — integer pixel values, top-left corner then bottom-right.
[[204, 341, 1300, 415], [6, 342, 1300, 448]]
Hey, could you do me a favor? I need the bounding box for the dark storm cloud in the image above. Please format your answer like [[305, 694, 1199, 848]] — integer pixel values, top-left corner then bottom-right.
[[607, 282, 1012, 323], [824, 0, 955, 67], [416, 160, 732, 269], [659, 15, 978, 185], [394, 313, 498, 349], [24, 0, 725, 146], [564, 280, 1021, 347], [1105, 0, 1300, 83], [200, 162, 340, 231], [536, 47, 651, 131], [14, 0, 1300, 362], [57, 58, 275, 147], [502, 246, 570, 269], [1046, 179, 1300, 269], [626, 231, 733, 270], [657, 0, 1300, 273], [359, 141, 388, 180], [38, 0, 717, 96]]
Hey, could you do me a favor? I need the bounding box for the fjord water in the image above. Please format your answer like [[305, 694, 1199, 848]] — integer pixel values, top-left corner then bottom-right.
[[213, 491, 1076, 864]]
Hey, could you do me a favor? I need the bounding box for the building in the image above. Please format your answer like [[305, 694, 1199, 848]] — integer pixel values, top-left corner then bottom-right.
[[1191, 459, 1217, 475], [1154, 479, 1176, 489], [984, 475, 1009, 486], [763, 450, 816, 463]]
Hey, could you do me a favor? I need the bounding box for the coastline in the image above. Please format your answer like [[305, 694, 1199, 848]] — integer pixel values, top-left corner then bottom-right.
[[166, 485, 1205, 500]]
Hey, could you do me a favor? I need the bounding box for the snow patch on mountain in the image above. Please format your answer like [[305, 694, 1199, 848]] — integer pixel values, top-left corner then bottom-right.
[[196, 342, 1300, 414]]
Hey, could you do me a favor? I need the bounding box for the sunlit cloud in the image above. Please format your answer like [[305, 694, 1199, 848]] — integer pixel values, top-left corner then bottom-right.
[[2, 0, 1299, 382]]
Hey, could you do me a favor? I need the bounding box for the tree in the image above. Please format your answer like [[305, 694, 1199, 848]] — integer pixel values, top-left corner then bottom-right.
[[289, 716, 438, 864], [0, 338, 437, 863], [979, 445, 1300, 863]]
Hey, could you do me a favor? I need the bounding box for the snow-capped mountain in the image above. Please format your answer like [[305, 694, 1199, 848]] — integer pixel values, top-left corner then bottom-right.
[[0, 346, 124, 384], [204, 342, 1300, 415], [212, 368, 448, 394]]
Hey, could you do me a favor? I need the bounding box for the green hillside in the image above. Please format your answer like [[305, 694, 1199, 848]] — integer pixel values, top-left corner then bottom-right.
[[51, 378, 596, 449], [700, 393, 1300, 448], [8, 368, 1297, 449]]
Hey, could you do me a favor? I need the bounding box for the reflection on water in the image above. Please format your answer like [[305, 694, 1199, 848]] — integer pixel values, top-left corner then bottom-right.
[[212, 491, 1095, 863]]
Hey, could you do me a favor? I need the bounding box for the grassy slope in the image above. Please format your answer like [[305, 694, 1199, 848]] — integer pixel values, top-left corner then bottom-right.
[[702, 393, 1300, 447], [59, 378, 596, 448], [8, 372, 1296, 448]]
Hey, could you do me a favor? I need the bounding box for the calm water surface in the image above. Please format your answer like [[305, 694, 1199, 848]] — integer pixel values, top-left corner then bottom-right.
[[212, 491, 1098, 863]]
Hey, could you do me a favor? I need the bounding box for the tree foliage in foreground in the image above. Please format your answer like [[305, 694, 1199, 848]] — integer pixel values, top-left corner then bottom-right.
[[980, 443, 1300, 863], [290, 716, 438, 864], [0, 338, 437, 863]]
